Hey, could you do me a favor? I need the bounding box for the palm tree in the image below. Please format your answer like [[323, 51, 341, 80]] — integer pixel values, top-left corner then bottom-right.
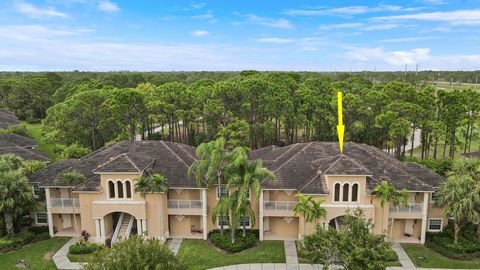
[[135, 174, 169, 237], [293, 194, 326, 237], [228, 152, 275, 238], [435, 175, 480, 244], [372, 181, 408, 236], [0, 170, 36, 236], [212, 196, 231, 236]]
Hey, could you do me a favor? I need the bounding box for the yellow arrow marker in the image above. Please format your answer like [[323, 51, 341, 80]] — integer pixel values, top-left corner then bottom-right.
[[337, 91, 345, 154]]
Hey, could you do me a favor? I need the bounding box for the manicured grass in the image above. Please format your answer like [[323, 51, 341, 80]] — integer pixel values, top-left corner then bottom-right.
[[0, 237, 70, 270], [402, 244, 480, 269], [177, 239, 285, 270], [68, 252, 94, 262], [24, 123, 58, 160]]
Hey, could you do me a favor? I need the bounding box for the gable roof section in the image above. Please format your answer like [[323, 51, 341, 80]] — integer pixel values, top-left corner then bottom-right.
[[93, 153, 155, 173], [29, 159, 79, 185], [250, 142, 442, 193]]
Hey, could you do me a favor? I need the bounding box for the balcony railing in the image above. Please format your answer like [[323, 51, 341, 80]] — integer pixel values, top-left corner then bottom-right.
[[51, 198, 80, 208], [168, 200, 202, 209], [389, 203, 424, 214], [263, 201, 297, 211]]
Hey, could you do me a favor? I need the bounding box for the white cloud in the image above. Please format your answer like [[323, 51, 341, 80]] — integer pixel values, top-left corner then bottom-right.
[[423, 0, 446, 4], [191, 10, 218, 23], [284, 5, 421, 16], [15, 1, 67, 18], [256, 37, 294, 43], [245, 15, 293, 29], [345, 47, 430, 65], [379, 36, 436, 43], [190, 30, 209, 37], [190, 2, 206, 9], [319, 23, 399, 31], [0, 25, 76, 41], [373, 10, 480, 25], [98, 0, 120, 13]]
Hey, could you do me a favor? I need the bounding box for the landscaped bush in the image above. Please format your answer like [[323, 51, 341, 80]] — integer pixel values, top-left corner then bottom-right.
[[0, 232, 34, 253], [426, 224, 480, 260], [28, 226, 49, 234], [69, 239, 103, 254], [208, 229, 257, 252], [385, 247, 399, 262]]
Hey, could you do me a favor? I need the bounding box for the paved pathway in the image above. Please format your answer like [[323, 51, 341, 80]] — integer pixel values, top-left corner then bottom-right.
[[52, 238, 84, 270], [284, 240, 298, 265], [169, 238, 183, 255], [392, 243, 416, 269]]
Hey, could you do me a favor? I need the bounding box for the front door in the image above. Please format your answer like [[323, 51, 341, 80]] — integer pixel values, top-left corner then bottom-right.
[[62, 214, 72, 228]]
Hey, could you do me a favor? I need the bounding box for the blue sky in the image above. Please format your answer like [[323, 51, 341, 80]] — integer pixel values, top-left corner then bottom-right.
[[1, 0, 479, 71]]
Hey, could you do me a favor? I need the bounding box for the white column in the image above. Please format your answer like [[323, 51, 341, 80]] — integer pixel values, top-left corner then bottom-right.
[[259, 190, 264, 241], [45, 188, 54, 237], [142, 219, 147, 236], [202, 188, 208, 240], [420, 192, 429, 244], [137, 219, 143, 235]]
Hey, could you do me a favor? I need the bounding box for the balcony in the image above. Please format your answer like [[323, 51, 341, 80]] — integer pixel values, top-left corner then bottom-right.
[[389, 203, 424, 218], [167, 200, 203, 215], [50, 198, 80, 213], [263, 201, 297, 216]]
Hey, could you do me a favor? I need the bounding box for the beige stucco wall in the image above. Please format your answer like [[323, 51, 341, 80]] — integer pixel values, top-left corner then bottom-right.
[[169, 215, 201, 235], [268, 217, 299, 236], [168, 189, 201, 200]]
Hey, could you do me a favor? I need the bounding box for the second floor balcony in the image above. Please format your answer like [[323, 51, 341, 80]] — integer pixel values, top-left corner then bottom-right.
[[389, 203, 424, 217], [263, 201, 297, 216], [167, 200, 203, 215], [50, 198, 80, 213]]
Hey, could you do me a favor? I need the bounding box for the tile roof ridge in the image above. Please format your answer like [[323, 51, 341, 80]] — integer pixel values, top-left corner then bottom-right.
[[273, 142, 313, 173], [21, 146, 50, 160], [78, 141, 124, 162], [160, 141, 189, 168], [322, 154, 343, 174], [331, 150, 372, 174], [298, 172, 322, 193], [72, 175, 101, 191], [174, 142, 198, 161], [29, 158, 78, 181], [272, 143, 300, 162], [122, 153, 141, 172], [361, 144, 433, 189]]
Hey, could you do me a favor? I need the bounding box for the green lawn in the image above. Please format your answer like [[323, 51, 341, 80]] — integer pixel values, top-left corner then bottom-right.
[[0, 237, 70, 270], [68, 252, 94, 262], [402, 244, 480, 269], [178, 240, 285, 270], [24, 123, 58, 160]]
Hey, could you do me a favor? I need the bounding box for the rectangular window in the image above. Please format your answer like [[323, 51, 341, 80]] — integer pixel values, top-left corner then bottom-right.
[[217, 185, 228, 199], [35, 213, 48, 224], [428, 219, 443, 232], [32, 184, 42, 198], [240, 216, 250, 228], [218, 216, 229, 227]]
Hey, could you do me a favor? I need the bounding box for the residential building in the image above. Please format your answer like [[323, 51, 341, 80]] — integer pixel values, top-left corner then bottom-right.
[[28, 140, 446, 244]]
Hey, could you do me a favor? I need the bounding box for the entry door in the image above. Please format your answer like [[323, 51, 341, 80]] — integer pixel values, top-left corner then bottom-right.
[[404, 220, 414, 235], [62, 214, 72, 228]]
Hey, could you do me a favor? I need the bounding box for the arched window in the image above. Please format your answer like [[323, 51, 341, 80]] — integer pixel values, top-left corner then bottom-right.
[[108, 181, 115, 198], [334, 183, 340, 202], [117, 181, 124, 198], [351, 183, 359, 202], [342, 184, 349, 202], [126, 181, 132, 198]]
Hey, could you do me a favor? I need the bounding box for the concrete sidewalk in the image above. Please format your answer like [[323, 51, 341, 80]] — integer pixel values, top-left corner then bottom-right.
[[52, 238, 84, 270]]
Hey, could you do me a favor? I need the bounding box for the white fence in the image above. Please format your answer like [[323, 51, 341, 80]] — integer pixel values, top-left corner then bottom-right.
[[263, 201, 297, 211], [168, 200, 202, 209], [389, 203, 424, 213], [51, 198, 80, 208]]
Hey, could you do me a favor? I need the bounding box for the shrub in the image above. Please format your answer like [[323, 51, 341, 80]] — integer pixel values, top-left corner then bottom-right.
[[0, 232, 33, 253], [208, 229, 257, 252], [85, 236, 185, 270], [32, 232, 50, 242], [28, 226, 49, 234], [425, 223, 480, 260], [69, 240, 102, 254]]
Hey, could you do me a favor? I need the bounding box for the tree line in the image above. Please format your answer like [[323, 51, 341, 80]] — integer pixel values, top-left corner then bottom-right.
[[0, 70, 479, 159]]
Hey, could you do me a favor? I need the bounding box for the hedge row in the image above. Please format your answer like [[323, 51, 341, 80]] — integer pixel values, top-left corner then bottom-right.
[[425, 224, 480, 260], [208, 229, 258, 253], [0, 231, 50, 253], [69, 241, 103, 254]]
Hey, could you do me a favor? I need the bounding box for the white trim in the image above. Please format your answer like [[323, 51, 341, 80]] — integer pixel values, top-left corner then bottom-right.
[[35, 212, 48, 225], [94, 172, 141, 175], [93, 200, 145, 205], [427, 218, 443, 232], [325, 174, 372, 177], [322, 203, 374, 208], [216, 185, 229, 200]]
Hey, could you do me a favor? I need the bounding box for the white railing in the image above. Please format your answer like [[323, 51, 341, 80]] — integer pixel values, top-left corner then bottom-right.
[[50, 198, 80, 208], [264, 201, 297, 211], [112, 213, 125, 244], [168, 200, 202, 209], [389, 203, 424, 214]]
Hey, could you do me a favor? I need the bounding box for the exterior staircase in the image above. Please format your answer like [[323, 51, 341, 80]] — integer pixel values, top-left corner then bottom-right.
[[112, 213, 134, 243]]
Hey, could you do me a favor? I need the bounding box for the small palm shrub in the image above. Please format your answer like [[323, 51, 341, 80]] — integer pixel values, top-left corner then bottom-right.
[[208, 229, 258, 252]]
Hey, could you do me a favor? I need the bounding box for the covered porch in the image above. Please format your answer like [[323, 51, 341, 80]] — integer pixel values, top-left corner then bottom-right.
[[262, 216, 300, 241], [168, 215, 205, 239]]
